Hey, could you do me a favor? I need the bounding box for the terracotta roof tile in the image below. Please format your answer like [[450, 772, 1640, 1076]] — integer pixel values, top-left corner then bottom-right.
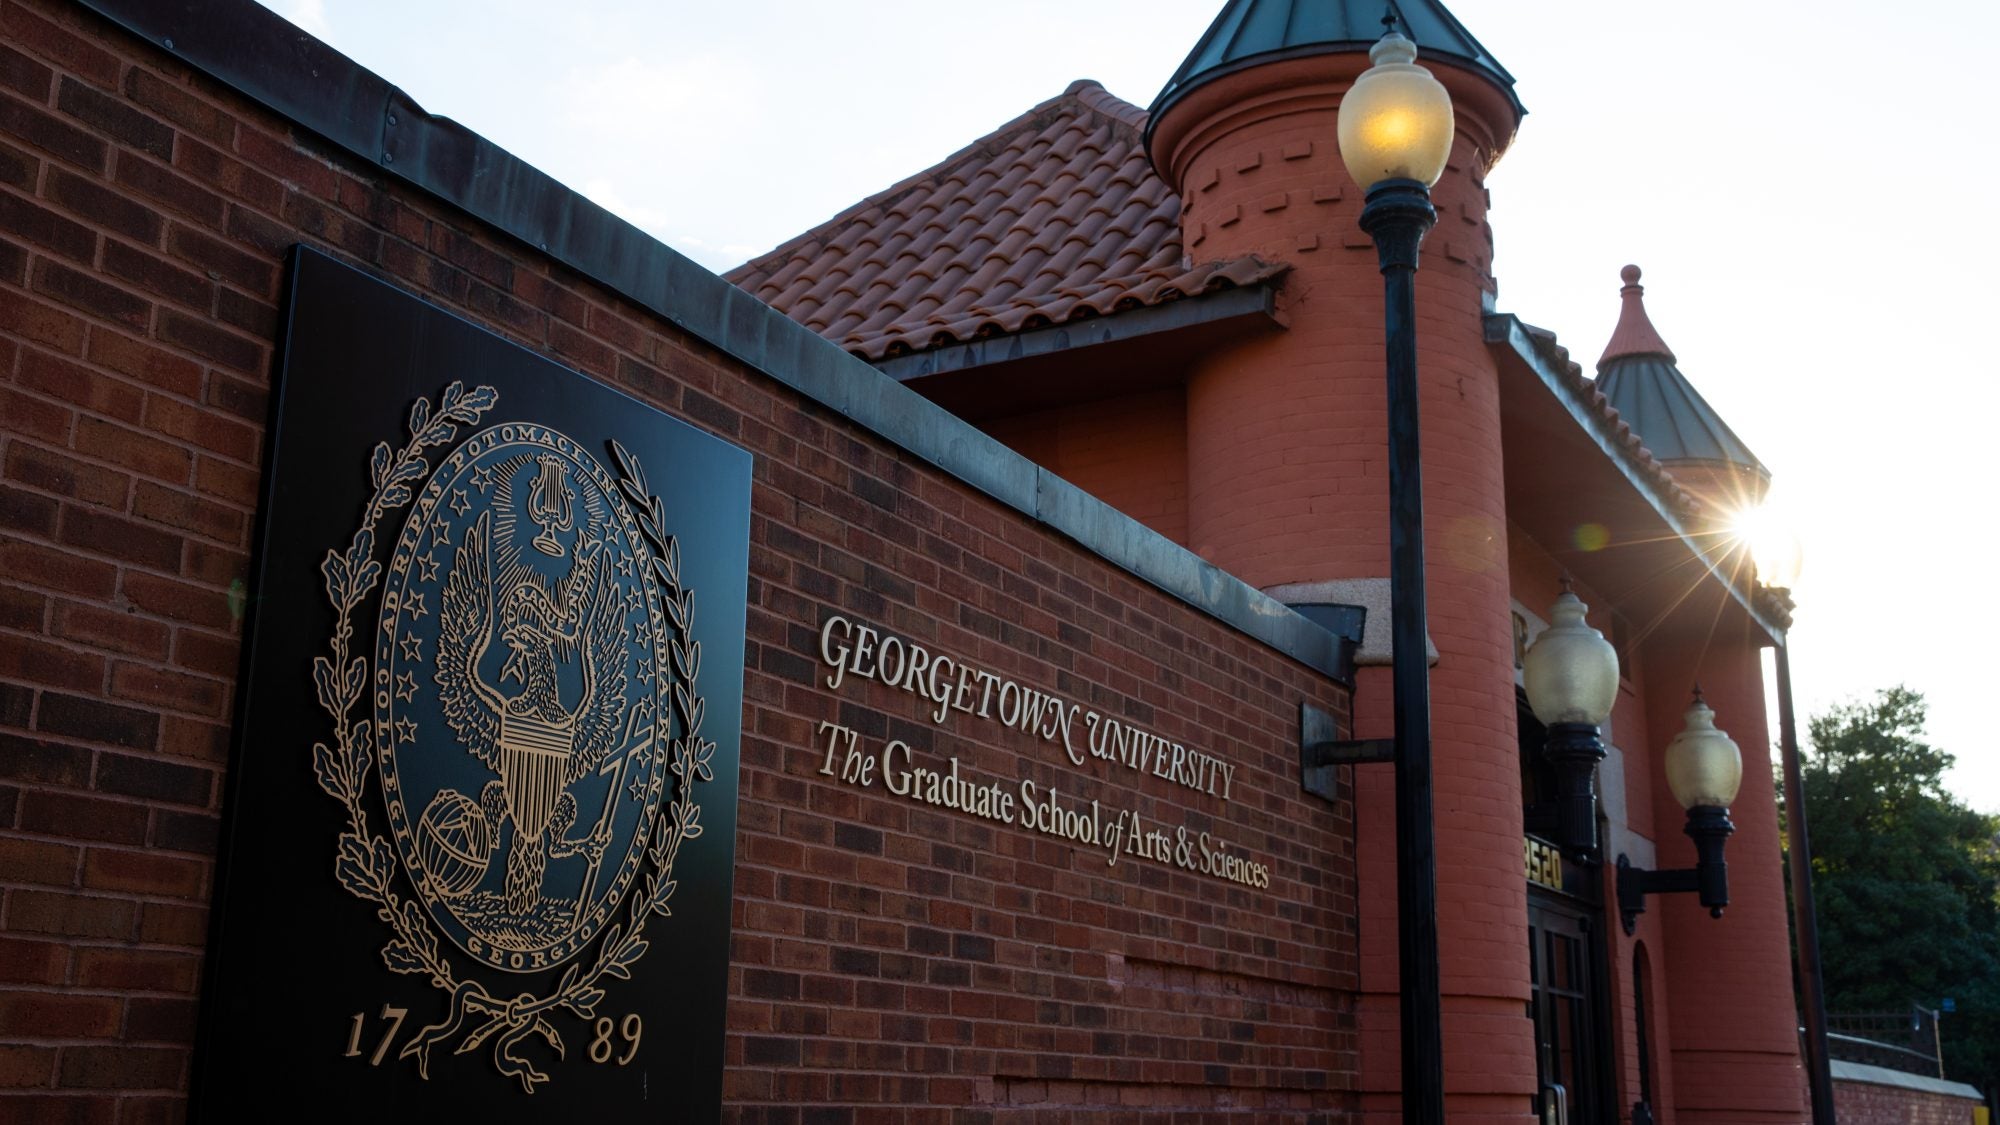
[[727, 80, 1285, 361]]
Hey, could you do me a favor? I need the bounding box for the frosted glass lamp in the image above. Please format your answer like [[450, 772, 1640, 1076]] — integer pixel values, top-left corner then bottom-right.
[[1336, 31, 1454, 190]]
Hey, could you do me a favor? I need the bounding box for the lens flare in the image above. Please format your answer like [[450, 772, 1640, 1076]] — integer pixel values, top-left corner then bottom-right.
[[1572, 523, 1610, 552]]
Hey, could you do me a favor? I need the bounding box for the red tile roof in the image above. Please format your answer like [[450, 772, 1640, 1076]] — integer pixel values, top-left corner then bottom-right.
[[732, 79, 1713, 548], [725, 80, 1285, 361]]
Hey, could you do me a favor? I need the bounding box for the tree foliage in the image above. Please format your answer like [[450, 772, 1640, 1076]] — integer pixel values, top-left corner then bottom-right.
[[1793, 686, 2000, 1089]]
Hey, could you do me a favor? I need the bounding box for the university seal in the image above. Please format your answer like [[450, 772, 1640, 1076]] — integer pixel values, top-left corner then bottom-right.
[[312, 382, 715, 1092]]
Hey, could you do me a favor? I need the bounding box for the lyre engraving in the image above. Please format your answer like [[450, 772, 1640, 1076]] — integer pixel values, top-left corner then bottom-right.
[[526, 454, 574, 557]]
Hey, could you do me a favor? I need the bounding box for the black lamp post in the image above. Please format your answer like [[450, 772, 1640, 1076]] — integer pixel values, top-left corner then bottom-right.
[[1616, 690, 1743, 933], [1335, 21, 1456, 1125], [1521, 582, 1621, 862]]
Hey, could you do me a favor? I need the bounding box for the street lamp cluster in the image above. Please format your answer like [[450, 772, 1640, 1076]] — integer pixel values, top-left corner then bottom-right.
[[1518, 582, 1746, 931]]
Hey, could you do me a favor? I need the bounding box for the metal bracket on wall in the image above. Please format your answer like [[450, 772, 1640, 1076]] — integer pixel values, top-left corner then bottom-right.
[[1300, 701, 1395, 801]]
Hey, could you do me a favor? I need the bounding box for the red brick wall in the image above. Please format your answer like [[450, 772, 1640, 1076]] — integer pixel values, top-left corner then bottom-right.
[[1643, 636, 1806, 1124], [0, 0, 1359, 1120], [980, 387, 1190, 546], [1835, 1078, 1982, 1125]]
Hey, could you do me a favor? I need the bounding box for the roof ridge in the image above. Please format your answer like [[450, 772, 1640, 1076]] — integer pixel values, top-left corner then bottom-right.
[[1064, 78, 1149, 131], [726, 81, 1145, 283], [730, 81, 1248, 363]]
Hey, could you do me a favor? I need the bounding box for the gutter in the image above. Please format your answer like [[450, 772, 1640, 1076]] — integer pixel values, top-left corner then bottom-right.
[[872, 283, 1281, 384]]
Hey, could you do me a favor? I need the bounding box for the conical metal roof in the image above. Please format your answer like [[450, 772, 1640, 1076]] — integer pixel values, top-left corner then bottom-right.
[[1147, 0, 1523, 122], [1595, 266, 1766, 476]]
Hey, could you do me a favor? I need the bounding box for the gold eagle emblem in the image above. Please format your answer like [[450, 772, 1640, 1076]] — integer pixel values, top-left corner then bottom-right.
[[313, 384, 715, 1092]]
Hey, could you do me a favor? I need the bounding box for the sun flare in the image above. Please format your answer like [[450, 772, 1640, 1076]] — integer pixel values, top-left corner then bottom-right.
[[1723, 502, 1803, 590]]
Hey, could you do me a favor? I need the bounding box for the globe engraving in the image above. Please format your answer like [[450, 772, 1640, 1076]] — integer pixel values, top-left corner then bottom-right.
[[415, 789, 493, 899]]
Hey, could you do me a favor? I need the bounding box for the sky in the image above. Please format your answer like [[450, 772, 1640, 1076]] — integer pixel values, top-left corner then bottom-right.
[[256, 1, 2000, 812]]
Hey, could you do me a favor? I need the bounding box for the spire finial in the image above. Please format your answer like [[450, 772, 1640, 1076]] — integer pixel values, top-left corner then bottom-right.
[[1598, 262, 1677, 368]]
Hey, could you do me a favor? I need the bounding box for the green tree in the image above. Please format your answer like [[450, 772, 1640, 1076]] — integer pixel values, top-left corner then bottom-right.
[[1792, 686, 2000, 1091]]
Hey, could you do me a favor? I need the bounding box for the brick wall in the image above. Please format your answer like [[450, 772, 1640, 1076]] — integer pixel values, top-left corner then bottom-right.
[[1835, 1077, 1982, 1125], [0, 0, 1359, 1120], [1642, 637, 1806, 1125], [980, 388, 1190, 546]]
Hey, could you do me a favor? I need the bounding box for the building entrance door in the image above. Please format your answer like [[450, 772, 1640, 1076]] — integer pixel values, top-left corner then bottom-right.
[[1528, 890, 1613, 1125]]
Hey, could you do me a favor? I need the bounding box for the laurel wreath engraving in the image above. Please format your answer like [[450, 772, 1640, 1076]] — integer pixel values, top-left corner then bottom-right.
[[313, 382, 712, 1093]]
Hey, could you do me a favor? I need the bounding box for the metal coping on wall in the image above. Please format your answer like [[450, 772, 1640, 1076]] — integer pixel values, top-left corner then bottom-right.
[[75, 0, 1353, 684]]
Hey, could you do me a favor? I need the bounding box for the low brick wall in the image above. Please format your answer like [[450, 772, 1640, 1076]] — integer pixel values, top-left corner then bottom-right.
[[1834, 1063, 1986, 1125], [0, 0, 1360, 1119]]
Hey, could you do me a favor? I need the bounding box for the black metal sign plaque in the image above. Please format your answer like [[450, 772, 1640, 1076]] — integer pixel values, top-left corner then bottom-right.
[[193, 248, 748, 1120]]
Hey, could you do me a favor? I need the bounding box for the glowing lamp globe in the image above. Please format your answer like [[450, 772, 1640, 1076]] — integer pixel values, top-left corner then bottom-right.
[[1663, 694, 1743, 810], [1522, 589, 1620, 727], [1336, 31, 1455, 190]]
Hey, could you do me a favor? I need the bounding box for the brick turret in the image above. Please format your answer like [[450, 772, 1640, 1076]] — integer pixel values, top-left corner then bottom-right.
[[1146, 5, 1531, 1121]]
